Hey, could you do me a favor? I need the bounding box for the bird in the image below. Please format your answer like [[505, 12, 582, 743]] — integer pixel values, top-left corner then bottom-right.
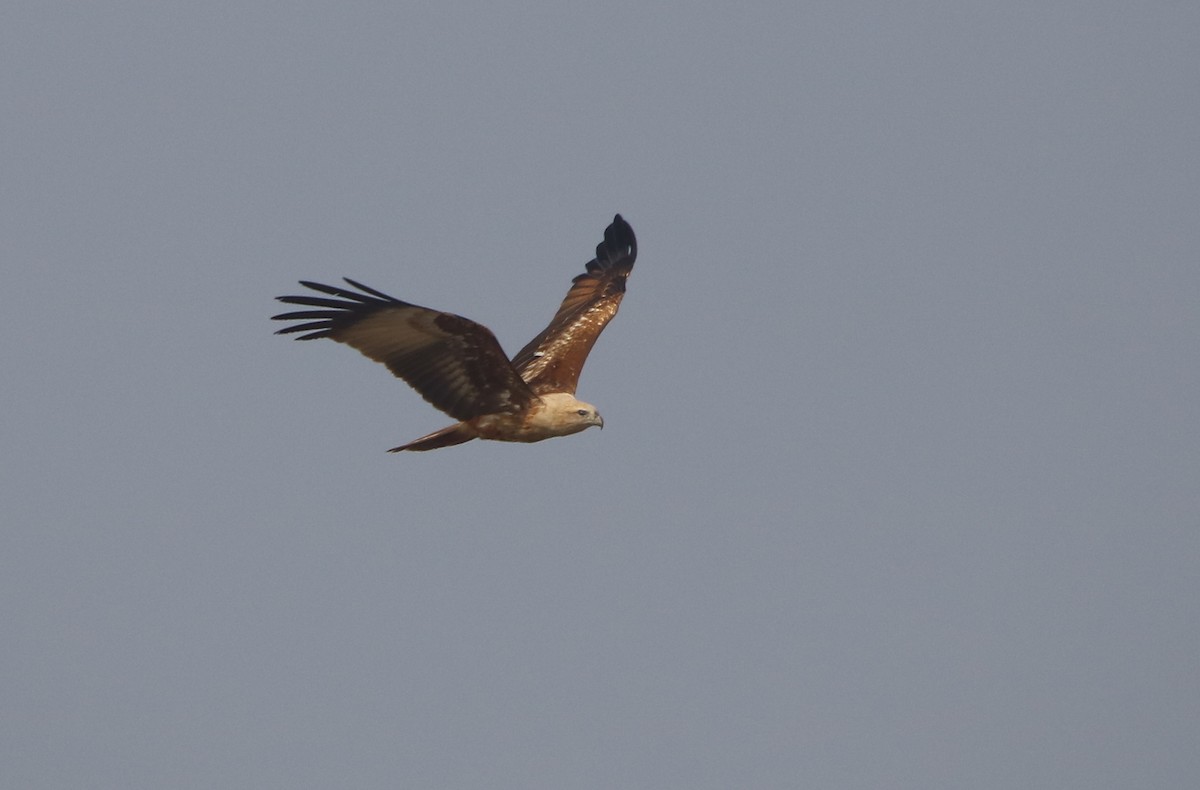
[[272, 214, 638, 452]]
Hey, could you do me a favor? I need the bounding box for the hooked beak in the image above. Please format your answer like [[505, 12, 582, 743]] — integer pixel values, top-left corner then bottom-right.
[[596, 412, 604, 430]]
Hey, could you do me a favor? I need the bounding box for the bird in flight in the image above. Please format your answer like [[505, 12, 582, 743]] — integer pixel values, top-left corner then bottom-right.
[[273, 214, 638, 452]]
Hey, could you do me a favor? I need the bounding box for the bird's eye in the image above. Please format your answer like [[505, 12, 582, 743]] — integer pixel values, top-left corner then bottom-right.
[[577, 409, 589, 416]]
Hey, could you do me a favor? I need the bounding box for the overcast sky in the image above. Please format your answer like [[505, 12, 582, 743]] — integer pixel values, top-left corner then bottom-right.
[[3, 2, 1198, 788]]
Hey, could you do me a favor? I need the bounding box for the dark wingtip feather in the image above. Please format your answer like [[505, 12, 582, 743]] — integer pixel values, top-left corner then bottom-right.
[[586, 214, 636, 275], [272, 278, 408, 339], [342, 277, 402, 302], [273, 322, 334, 339]]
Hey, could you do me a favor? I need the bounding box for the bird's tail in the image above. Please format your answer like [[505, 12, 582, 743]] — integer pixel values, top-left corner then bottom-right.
[[388, 422, 477, 452]]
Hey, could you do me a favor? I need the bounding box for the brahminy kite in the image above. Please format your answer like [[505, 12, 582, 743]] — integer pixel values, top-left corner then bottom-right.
[[272, 215, 638, 451]]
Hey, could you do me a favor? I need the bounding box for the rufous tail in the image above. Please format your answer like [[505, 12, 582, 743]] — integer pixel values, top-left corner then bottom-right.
[[388, 423, 477, 452]]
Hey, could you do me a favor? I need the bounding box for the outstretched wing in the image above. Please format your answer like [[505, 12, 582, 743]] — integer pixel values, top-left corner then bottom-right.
[[273, 279, 536, 421], [511, 215, 637, 394]]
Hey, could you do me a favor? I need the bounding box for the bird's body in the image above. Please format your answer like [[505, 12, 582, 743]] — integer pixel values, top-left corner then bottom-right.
[[273, 215, 637, 452]]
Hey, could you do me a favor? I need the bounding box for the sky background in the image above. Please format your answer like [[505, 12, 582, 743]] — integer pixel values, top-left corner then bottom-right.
[[3, 2, 1198, 788]]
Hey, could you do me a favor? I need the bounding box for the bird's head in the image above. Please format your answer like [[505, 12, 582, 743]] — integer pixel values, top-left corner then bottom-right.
[[536, 392, 604, 436]]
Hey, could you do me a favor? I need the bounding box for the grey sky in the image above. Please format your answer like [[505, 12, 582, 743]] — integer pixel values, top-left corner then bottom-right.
[[3, 2, 1198, 788]]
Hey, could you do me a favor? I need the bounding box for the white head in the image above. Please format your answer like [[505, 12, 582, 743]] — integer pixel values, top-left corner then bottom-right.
[[535, 392, 604, 436]]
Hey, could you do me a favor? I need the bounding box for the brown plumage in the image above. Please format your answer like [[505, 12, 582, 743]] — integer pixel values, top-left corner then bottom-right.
[[272, 215, 638, 451]]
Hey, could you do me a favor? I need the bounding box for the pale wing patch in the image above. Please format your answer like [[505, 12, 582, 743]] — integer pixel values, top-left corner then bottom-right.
[[335, 310, 443, 362], [273, 280, 535, 421]]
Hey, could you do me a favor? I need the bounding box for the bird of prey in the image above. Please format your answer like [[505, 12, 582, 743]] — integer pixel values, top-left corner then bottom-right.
[[272, 215, 638, 452]]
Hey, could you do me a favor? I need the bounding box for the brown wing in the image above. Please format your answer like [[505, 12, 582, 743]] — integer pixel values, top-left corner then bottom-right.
[[511, 215, 637, 394], [273, 278, 536, 421]]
